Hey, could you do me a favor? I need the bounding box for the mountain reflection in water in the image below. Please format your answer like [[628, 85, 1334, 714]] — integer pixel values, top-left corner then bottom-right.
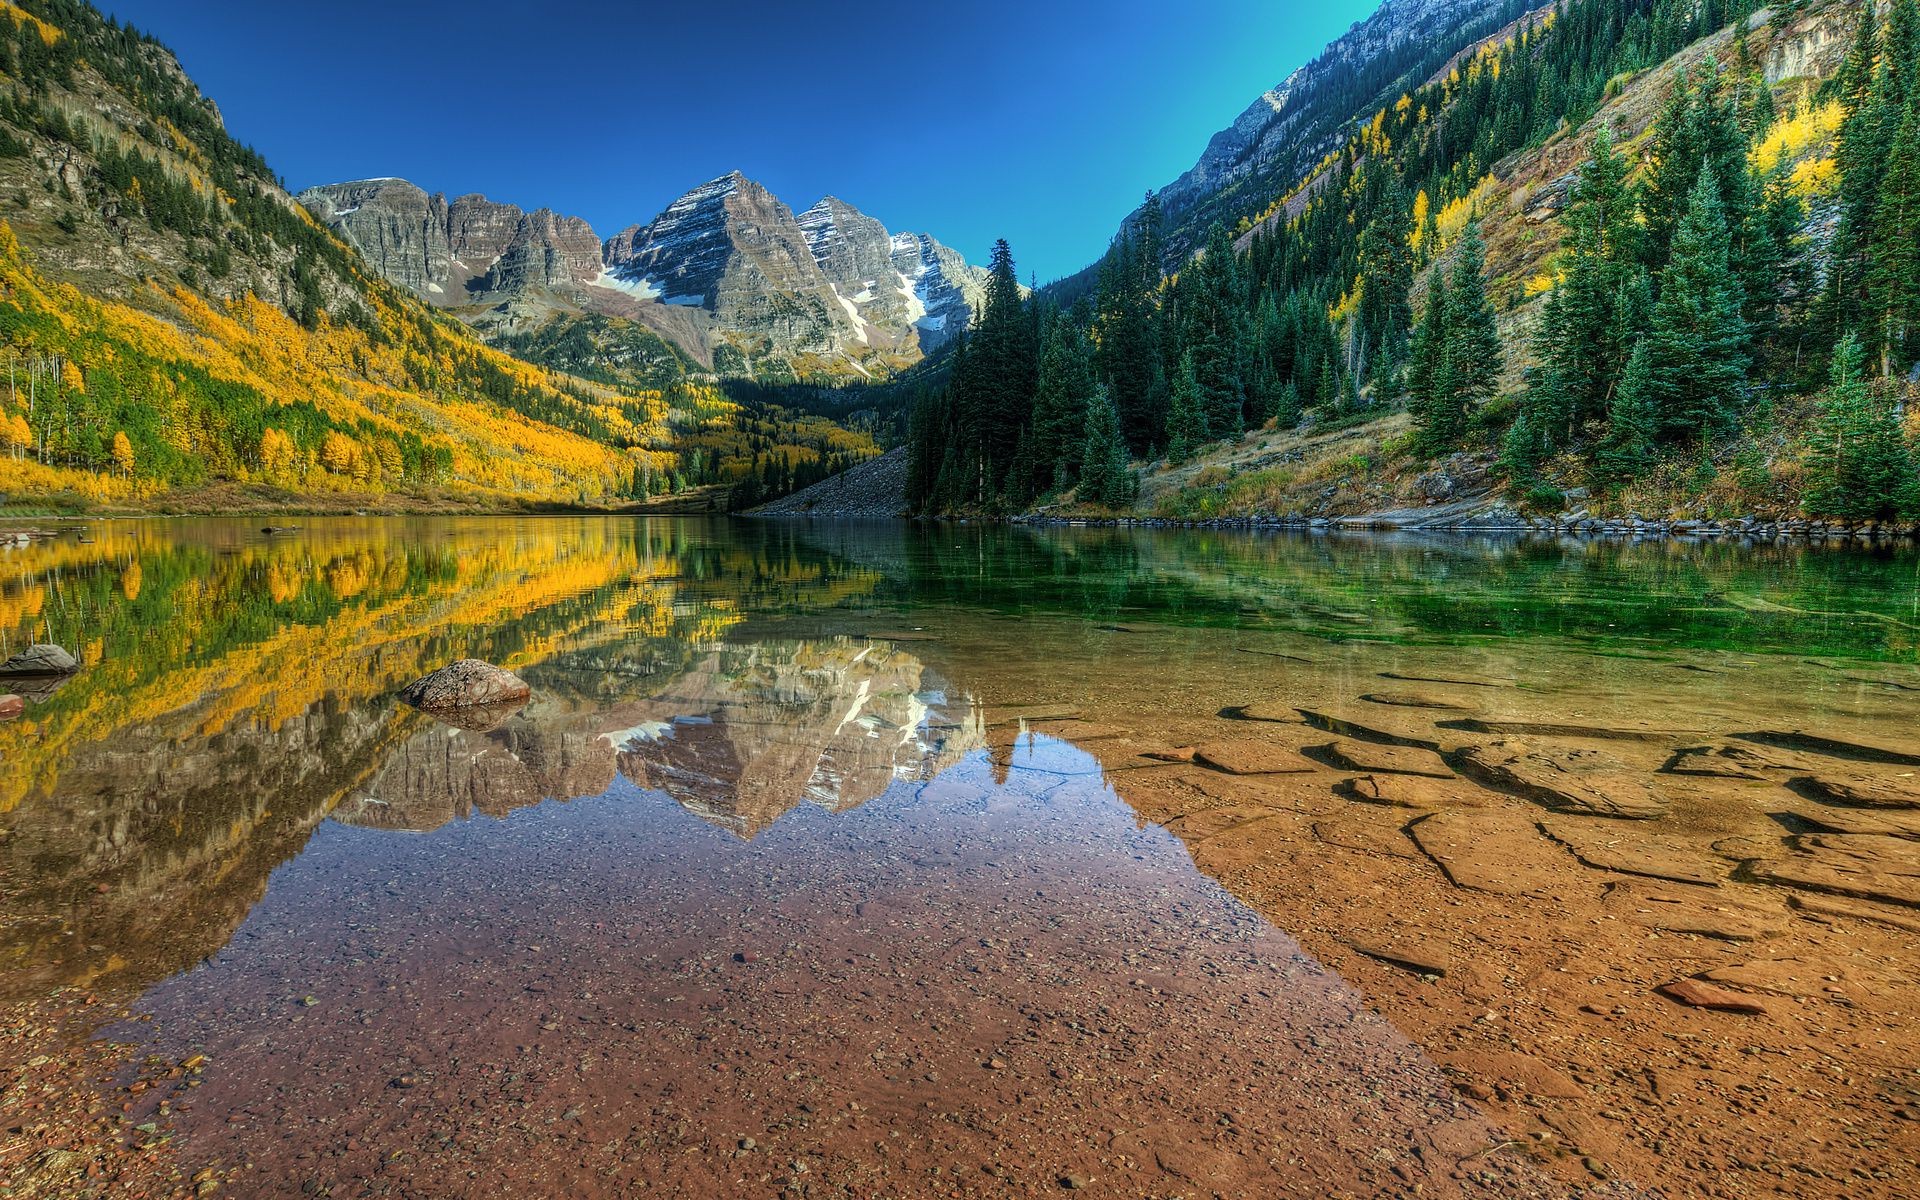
[[333, 639, 981, 840]]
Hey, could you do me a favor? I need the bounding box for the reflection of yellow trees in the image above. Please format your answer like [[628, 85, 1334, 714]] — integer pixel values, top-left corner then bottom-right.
[[0, 521, 796, 812]]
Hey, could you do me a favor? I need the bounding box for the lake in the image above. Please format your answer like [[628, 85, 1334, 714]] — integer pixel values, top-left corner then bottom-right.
[[3, 518, 1918, 1199]]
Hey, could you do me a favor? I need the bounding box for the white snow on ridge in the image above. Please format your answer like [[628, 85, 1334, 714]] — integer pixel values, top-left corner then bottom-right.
[[831, 286, 870, 344], [589, 269, 665, 302]]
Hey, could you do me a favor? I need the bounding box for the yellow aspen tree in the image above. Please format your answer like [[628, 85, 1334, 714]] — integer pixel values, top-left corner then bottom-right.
[[110, 430, 134, 477]]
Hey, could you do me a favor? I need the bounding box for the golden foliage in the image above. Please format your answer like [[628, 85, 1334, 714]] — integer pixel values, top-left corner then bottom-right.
[[1752, 98, 1844, 175]]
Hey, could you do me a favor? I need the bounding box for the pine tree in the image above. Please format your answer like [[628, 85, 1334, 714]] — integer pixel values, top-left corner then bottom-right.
[[1640, 165, 1750, 441], [1866, 103, 1920, 374], [1167, 351, 1209, 463], [1593, 343, 1659, 486], [1530, 126, 1642, 447], [1030, 320, 1095, 496], [1354, 174, 1416, 378], [1407, 275, 1451, 449], [1804, 333, 1917, 517], [1078, 384, 1134, 507], [1442, 220, 1503, 403]]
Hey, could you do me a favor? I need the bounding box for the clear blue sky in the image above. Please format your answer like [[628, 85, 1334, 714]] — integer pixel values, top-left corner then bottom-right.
[[100, 1, 1376, 282]]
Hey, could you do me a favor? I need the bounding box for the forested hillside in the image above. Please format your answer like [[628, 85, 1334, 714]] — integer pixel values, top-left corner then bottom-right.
[[0, 0, 874, 510], [906, 0, 1920, 524]]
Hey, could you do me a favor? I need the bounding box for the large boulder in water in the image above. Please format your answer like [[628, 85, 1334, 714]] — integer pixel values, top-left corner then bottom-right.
[[399, 660, 530, 711], [0, 644, 78, 676]]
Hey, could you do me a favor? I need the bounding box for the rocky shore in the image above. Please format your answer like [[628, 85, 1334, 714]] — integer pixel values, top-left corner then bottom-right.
[[1010, 505, 1920, 542]]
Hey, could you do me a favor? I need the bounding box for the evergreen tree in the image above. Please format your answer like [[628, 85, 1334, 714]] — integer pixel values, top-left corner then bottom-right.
[[1593, 343, 1659, 486], [1866, 103, 1920, 374], [1407, 275, 1452, 449], [1354, 174, 1417, 379], [1530, 126, 1643, 446], [1804, 333, 1917, 517], [1166, 351, 1209, 463], [1640, 165, 1749, 441], [1442, 220, 1503, 403], [1029, 319, 1095, 496], [1078, 384, 1135, 507]]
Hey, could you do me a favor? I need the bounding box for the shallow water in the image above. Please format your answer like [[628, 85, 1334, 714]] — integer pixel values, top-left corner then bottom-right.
[[5, 517, 1920, 1198]]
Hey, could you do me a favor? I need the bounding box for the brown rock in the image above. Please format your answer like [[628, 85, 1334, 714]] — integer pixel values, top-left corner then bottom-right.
[[1663, 744, 1815, 780], [1455, 741, 1669, 820], [1312, 814, 1421, 860], [1142, 746, 1197, 763], [1698, 955, 1880, 999], [1786, 804, 1920, 840], [1787, 892, 1920, 933], [1192, 739, 1318, 776], [1793, 773, 1920, 811], [1341, 932, 1451, 976], [1359, 692, 1474, 711], [1445, 718, 1700, 744], [1656, 979, 1769, 1015], [1319, 738, 1454, 778], [1538, 817, 1722, 886], [1342, 774, 1492, 809], [1736, 730, 1920, 768], [1409, 808, 1593, 898], [1296, 707, 1443, 750], [398, 660, 532, 711], [1749, 834, 1920, 908], [0, 694, 21, 721], [1441, 1050, 1585, 1098], [1217, 702, 1308, 725]]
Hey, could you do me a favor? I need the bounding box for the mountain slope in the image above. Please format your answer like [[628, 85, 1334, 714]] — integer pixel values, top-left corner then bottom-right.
[[1117, 0, 1529, 266]]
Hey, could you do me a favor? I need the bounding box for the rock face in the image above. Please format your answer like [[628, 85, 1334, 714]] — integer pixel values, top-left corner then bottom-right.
[[888, 232, 990, 353], [303, 173, 988, 379], [297, 179, 452, 295], [605, 172, 858, 364], [0, 644, 78, 676], [299, 181, 602, 304], [398, 660, 532, 712]]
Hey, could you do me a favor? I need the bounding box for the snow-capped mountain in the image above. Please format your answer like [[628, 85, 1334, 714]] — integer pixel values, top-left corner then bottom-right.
[[300, 171, 987, 380], [797, 197, 989, 355]]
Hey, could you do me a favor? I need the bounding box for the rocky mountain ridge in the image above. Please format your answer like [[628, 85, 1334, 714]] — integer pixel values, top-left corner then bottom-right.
[[299, 171, 989, 382], [1111, 0, 1523, 266]]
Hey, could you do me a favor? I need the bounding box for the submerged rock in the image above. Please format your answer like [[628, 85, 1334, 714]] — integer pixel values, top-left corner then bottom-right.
[[1791, 773, 1920, 811], [1657, 978, 1769, 1015], [1455, 741, 1669, 820], [1192, 739, 1317, 776], [0, 644, 78, 676], [398, 660, 531, 711], [0, 694, 21, 720], [1318, 738, 1454, 779], [1750, 833, 1920, 908]]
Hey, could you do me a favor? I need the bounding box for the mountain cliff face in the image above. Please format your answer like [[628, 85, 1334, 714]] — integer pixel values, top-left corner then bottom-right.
[[794, 198, 990, 355], [301, 172, 989, 383]]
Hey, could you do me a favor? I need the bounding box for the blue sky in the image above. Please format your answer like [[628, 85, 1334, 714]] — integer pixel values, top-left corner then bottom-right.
[[100, 1, 1376, 281]]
